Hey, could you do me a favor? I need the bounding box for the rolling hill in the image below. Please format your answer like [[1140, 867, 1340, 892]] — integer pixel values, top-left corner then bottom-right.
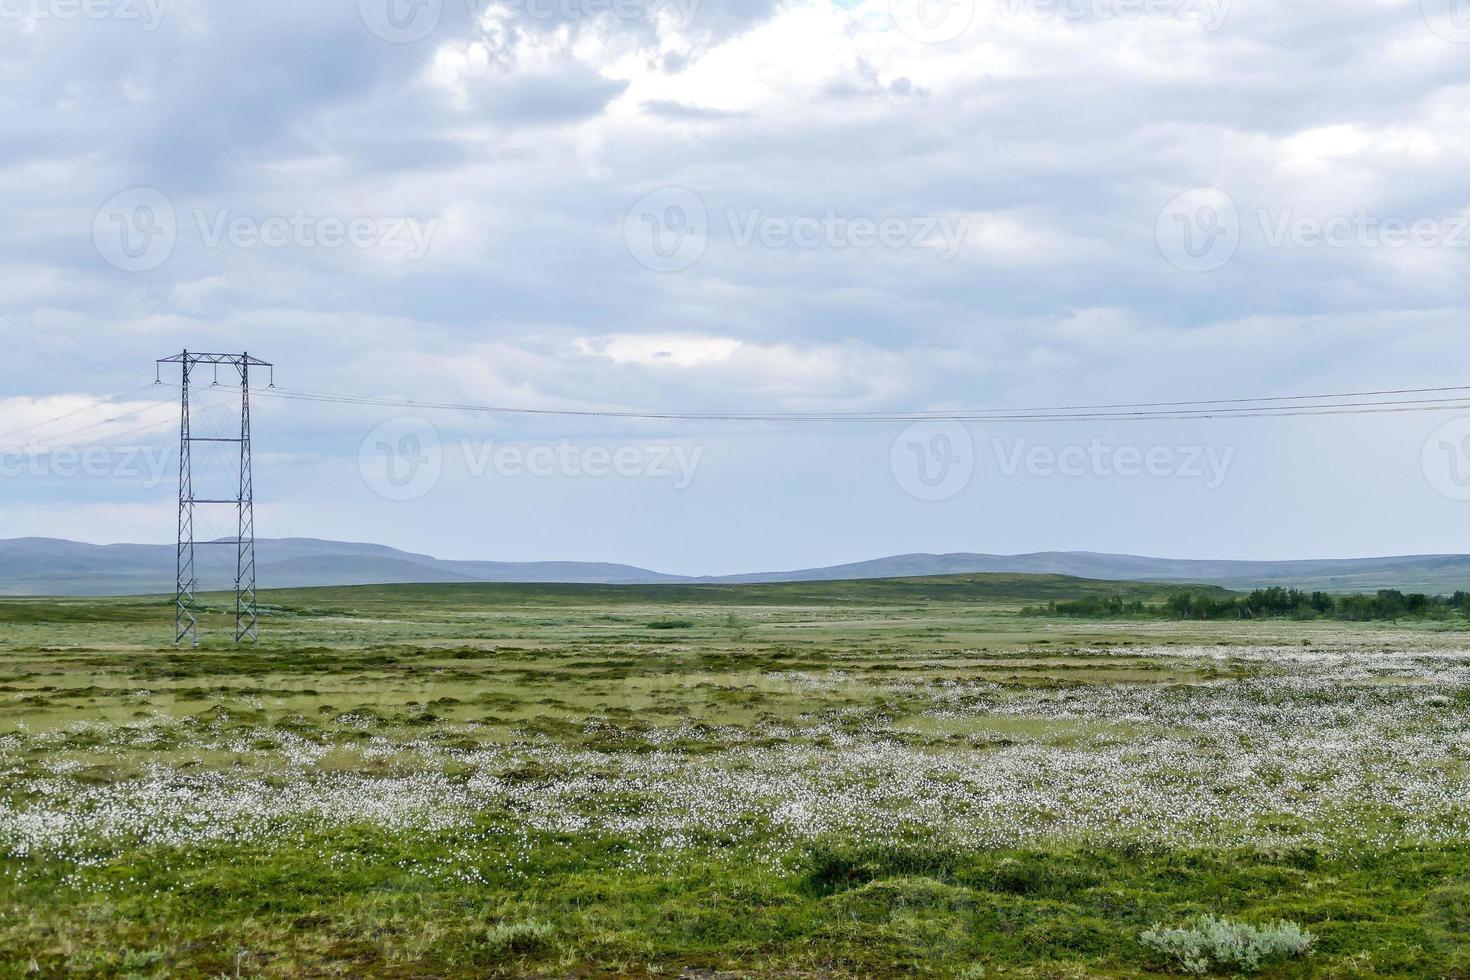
[[703, 551, 1470, 594], [2, 538, 1468, 596], [0, 537, 676, 596]]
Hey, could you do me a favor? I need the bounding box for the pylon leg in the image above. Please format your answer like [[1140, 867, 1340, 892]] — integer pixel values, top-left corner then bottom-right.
[[174, 353, 198, 647], [235, 358, 258, 643]]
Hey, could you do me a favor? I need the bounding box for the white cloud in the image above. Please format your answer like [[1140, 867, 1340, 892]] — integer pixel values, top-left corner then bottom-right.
[[0, 0, 1467, 563]]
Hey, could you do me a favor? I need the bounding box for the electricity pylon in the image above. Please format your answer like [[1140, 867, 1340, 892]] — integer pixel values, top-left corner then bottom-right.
[[156, 351, 272, 646]]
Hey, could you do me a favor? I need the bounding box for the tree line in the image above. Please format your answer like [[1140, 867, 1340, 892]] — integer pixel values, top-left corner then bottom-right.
[[1023, 587, 1470, 622]]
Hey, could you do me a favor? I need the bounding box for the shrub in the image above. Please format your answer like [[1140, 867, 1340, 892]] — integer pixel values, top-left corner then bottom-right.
[[481, 919, 554, 955], [802, 839, 960, 895], [1141, 915, 1314, 974]]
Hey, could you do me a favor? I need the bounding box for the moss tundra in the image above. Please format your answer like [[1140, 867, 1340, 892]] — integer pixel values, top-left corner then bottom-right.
[[0, 576, 1467, 977]]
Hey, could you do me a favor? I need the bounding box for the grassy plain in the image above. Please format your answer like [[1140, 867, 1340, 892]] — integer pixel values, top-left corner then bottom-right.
[[0, 575, 1467, 977]]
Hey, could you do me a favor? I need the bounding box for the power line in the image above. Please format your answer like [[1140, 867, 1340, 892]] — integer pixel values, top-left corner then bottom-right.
[[213, 383, 1470, 424], [0, 384, 162, 447], [39, 413, 181, 454], [0, 397, 177, 454], [0, 391, 239, 467]]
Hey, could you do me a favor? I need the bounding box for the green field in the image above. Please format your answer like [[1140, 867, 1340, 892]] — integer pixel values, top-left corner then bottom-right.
[[1, 576, 1467, 977]]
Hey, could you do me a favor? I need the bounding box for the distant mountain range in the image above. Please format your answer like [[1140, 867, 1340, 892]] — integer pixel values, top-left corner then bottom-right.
[[0, 538, 682, 596], [2, 537, 1470, 596]]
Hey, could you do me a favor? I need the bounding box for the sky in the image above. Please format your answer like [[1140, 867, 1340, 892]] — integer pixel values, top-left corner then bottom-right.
[[1, 0, 1469, 575]]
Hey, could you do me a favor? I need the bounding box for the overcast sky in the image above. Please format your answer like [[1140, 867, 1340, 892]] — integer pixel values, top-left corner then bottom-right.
[[1, 0, 1468, 573]]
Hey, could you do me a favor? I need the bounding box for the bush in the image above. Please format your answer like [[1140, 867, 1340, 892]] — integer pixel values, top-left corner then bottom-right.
[[1141, 915, 1314, 974], [802, 839, 960, 895], [480, 919, 554, 955]]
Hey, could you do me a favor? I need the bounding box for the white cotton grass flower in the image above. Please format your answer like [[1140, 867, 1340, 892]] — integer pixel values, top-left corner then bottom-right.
[[0, 643, 1465, 877]]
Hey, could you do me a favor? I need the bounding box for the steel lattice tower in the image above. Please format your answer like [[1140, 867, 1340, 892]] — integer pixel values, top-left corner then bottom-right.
[[156, 351, 272, 646]]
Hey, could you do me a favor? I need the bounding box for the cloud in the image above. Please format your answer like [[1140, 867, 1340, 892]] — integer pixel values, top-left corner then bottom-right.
[[1, 0, 1468, 563], [639, 99, 749, 119]]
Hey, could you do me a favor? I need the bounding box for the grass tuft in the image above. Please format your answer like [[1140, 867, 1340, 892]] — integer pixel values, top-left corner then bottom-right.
[[1141, 915, 1315, 974], [480, 919, 554, 955]]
